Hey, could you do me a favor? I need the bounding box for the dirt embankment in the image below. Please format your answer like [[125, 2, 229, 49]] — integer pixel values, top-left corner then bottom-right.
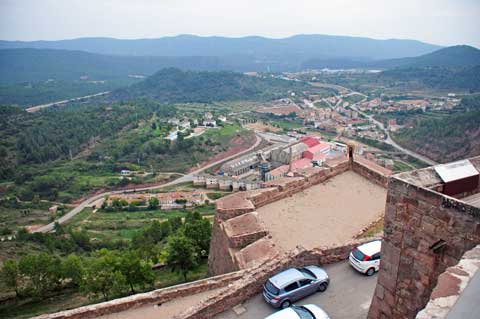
[[188, 131, 256, 173]]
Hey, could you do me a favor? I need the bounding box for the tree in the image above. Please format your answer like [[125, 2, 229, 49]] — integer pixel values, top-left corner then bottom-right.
[[148, 197, 159, 210], [168, 217, 183, 232], [183, 218, 212, 257], [1, 260, 20, 297], [18, 253, 61, 296], [54, 221, 64, 235], [118, 251, 155, 293], [166, 234, 198, 281], [81, 249, 127, 300], [61, 254, 84, 287]]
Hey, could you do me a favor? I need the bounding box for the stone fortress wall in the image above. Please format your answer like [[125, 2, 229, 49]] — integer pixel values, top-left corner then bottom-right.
[[33, 151, 391, 319], [208, 153, 389, 275], [368, 155, 480, 319]]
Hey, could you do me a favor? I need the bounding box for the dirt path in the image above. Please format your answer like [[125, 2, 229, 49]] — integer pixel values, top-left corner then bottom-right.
[[257, 171, 387, 251]]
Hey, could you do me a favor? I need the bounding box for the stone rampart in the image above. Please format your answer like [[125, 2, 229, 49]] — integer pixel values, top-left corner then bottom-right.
[[368, 160, 480, 319], [209, 157, 389, 276], [31, 270, 244, 319], [352, 157, 391, 188], [178, 237, 380, 319]]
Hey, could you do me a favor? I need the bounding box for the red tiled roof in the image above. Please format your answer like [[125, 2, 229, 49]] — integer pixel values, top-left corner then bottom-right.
[[268, 165, 290, 177], [291, 158, 312, 170], [303, 142, 330, 159], [300, 136, 320, 148]]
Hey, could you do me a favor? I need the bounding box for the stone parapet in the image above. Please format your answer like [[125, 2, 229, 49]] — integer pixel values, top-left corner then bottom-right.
[[222, 212, 267, 249], [209, 156, 386, 276], [31, 270, 244, 319], [178, 237, 380, 319], [416, 245, 480, 319], [352, 157, 391, 188]]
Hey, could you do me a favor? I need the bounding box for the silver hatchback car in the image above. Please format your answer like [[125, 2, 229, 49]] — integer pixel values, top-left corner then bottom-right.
[[263, 266, 329, 309]]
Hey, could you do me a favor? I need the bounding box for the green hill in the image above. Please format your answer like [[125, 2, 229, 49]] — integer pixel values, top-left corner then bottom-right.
[[112, 68, 310, 103], [379, 65, 480, 91], [394, 96, 480, 163]]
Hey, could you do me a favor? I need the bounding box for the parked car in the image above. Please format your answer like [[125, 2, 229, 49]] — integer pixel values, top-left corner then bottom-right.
[[263, 266, 329, 309], [264, 304, 330, 319], [349, 240, 382, 276]]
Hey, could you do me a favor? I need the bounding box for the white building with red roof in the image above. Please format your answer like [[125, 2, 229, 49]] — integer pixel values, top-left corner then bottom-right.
[[303, 142, 331, 159]]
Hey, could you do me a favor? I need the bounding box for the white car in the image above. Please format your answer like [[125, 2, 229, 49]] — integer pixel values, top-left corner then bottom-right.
[[265, 304, 330, 319], [349, 240, 381, 276]]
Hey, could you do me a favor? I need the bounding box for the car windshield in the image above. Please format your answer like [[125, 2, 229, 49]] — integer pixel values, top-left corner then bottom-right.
[[265, 280, 279, 295], [298, 267, 316, 279], [292, 306, 315, 319], [352, 248, 366, 261]]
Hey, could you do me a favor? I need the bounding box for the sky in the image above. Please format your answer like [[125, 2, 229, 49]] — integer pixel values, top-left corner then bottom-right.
[[0, 0, 479, 47]]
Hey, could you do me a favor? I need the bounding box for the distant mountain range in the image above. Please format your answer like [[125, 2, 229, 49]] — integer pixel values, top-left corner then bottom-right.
[[0, 35, 479, 85], [0, 34, 441, 61]]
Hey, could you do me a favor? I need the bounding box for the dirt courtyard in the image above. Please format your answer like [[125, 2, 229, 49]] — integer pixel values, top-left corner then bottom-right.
[[257, 171, 387, 251]]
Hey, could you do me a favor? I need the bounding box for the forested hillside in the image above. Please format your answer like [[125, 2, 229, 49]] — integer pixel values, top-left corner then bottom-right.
[[394, 96, 480, 163], [371, 45, 480, 69], [0, 101, 174, 180], [112, 68, 310, 103], [379, 65, 480, 92], [0, 48, 228, 84]]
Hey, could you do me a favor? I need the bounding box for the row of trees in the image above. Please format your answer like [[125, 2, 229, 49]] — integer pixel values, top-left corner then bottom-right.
[[1, 212, 211, 301]]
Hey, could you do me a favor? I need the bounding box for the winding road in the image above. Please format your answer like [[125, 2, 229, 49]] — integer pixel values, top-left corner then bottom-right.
[[320, 83, 438, 166], [34, 134, 262, 233]]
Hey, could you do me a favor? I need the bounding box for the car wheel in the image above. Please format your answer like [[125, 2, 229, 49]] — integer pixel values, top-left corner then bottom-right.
[[318, 282, 328, 292], [280, 300, 291, 309], [366, 267, 375, 276]]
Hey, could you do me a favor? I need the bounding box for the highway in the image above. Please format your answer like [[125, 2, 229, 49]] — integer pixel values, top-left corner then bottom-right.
[[215, 261, 377, 319], [26, 91, 110, 113], [34, 134, 262, 233]]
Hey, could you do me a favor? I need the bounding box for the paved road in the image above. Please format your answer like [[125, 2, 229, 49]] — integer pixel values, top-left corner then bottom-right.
[[215, 261, 377, 319], [34, 134, 262, 233], [26, 91, 110, 113], [321, 81, 438, 166], [349, 104, 438, 166]]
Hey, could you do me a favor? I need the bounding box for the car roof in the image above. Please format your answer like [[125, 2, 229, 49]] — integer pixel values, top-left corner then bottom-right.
[[264, 307, 298, 319], [303, 304, 330, 319], [269, 268, 305, 288], [357, 240, 381, 256]]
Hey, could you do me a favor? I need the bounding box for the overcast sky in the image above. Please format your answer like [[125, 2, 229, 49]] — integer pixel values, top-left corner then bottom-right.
[[1, 0, 479, 47]]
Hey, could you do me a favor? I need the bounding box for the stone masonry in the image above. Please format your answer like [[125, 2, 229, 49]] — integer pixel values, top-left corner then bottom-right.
[[368, 156, 480, 319], [209, 155, 391, 275]]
